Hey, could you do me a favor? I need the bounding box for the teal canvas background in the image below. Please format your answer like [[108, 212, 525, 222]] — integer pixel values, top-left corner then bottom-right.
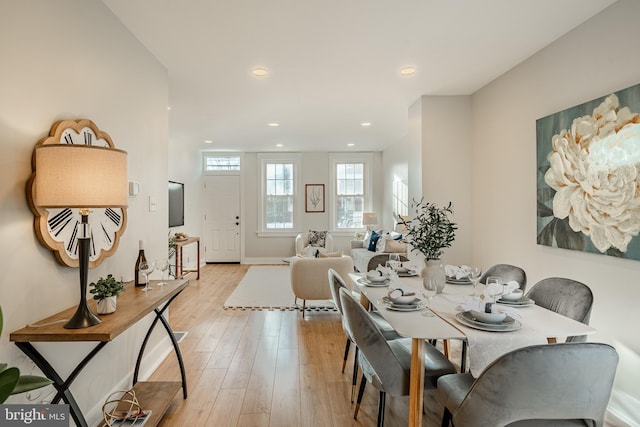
[[536, 82, 640, 259]]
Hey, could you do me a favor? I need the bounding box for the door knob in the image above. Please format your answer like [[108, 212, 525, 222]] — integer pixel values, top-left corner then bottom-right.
[[235, 222, 240, 226]]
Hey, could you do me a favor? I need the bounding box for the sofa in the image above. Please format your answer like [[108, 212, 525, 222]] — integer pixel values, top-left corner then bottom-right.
[[350, 236, 409, 273], [290, 255, 354, 317]]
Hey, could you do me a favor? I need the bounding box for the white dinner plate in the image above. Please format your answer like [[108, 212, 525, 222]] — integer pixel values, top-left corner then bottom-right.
[[397, 271, 419, 277], [455, 311, 521, 332], [496, 297, 535, 307], [357, 278, 390, 287], [379, 298, 426, 312], [446, 277, 472, 285]]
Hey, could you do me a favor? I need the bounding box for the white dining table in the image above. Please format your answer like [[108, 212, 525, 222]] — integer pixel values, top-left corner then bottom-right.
[[349, 272, 596, 427]]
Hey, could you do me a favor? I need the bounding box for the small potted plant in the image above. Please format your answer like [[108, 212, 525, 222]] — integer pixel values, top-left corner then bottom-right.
[[402, 199, 457, 292], [90, 274, 126, 314]]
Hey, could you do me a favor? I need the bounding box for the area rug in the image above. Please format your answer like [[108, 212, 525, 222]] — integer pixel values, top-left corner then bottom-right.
[[223, 265, 337, 312]]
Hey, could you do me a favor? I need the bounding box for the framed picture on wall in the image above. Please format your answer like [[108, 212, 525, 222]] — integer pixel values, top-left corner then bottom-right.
[[305, 184, 324, 212]]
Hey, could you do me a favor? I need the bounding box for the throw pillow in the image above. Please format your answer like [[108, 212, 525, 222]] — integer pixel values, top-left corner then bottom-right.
[[319, 250, 343, 258], [308, 230, 327, 247], [368, 230, 381, 251], [381, 239, 407, 253]]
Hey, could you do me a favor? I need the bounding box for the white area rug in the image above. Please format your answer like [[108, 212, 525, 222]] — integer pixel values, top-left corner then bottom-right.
[[223, 265, 336, 312]]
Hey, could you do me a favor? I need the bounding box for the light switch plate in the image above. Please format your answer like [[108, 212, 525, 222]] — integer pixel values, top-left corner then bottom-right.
[[149, 196, 157, 212]]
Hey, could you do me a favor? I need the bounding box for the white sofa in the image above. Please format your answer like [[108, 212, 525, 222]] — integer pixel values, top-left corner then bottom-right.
[[289, 255, 354, 317], [350, 239, 408, 273]]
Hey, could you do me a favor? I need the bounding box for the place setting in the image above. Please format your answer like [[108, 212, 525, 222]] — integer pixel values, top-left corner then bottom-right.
[[378, 287, 426, 312], [357, 269, 392, 287], [444, 264, 481, 286]]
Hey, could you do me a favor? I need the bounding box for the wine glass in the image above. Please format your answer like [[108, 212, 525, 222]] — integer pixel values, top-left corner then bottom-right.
[[469, 266, 482, 296], [155, 258, 169, 286], [388, 253, 401, 270], [421, 278, 438, 317], [139, 260, 155, 292], [485, 276, 503, 302]]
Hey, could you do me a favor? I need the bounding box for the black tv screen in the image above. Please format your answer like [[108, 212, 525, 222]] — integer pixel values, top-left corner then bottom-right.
[[168, 181, 185, 227]]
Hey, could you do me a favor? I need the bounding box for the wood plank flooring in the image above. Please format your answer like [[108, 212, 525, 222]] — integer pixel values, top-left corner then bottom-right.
[[150, 264, 427, 426], [150, 264, 627, 427]]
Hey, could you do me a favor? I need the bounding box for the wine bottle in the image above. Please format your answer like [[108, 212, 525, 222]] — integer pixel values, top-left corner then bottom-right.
[[135, 240, 147, 287]]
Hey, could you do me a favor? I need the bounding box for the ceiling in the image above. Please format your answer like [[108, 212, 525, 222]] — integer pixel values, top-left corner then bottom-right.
[[103, 0, 615, 153]]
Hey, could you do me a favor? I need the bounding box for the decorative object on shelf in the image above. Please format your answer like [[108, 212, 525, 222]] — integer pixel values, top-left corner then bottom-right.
[[102, 388, 151, 426], [401, 199, 457, 293], [537, 82, 640, 260], [305, 184, 325, 212], [28, 119, 128, 329], [0, 305, 52, 403], [90, 274, 125, 314]]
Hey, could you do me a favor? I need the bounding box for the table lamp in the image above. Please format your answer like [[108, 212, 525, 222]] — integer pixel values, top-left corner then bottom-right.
[[33, 144, 128, 329], [362, 212, 378, 230]]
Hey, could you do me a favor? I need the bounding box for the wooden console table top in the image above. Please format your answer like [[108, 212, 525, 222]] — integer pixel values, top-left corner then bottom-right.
[[10, 279, 189, 343]]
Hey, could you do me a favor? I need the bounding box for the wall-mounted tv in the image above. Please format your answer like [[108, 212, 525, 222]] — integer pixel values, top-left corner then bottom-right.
[[168, 181, 185, 227]]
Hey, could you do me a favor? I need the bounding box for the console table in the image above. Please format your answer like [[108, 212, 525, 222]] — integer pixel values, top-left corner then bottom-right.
[[175, 236, 200, 279], [10, 279, 189, 427]]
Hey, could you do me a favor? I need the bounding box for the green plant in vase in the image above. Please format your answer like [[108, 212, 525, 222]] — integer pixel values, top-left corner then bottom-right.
[[89, 274, 125, 314], [0, 305, 53, 403], [401, 199, 457, 293]]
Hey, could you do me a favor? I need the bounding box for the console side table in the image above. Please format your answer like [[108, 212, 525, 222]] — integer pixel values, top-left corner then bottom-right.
[[10, 279, 189, 427], [174, 236, 200, 279]]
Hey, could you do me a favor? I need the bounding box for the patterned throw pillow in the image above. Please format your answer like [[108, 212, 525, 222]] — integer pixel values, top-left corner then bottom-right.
[[308, 230, 327, 247]]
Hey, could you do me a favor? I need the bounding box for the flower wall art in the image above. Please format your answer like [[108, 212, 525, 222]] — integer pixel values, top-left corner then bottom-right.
[[537, 82, 640, 259]]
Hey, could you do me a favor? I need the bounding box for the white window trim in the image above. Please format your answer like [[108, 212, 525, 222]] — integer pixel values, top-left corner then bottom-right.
[[329, 152, 373, 235], [203, 152, 243, 176], [257, 153, 302, 236]]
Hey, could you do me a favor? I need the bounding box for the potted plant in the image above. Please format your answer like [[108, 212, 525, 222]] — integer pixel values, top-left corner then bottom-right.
[[89, 274, 126, 314], [402, 199, 457, 292], [0, 305, 52, 403]]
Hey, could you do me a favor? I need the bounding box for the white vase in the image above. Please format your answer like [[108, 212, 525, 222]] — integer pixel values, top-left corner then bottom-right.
[[96, 296, 117, 314], [421, 259, 446, 294]]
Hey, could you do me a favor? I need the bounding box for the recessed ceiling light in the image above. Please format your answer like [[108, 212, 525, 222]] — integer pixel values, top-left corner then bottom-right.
[[347, 143, 355, 147], [252, 67, 269, 77], [276, 143, 284, 147], [204, 140, 213, 144], [167, 106, 172, 111], [268, 122, 280, 127], [400, 66, 417, 76], [361, 122, 371, 127]]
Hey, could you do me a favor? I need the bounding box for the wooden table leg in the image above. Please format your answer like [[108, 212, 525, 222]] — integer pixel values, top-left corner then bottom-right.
[[409, 338, 425, 427]]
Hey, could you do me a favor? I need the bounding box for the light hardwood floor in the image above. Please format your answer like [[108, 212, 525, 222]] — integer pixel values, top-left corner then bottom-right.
[[151, 264, 627, 427]]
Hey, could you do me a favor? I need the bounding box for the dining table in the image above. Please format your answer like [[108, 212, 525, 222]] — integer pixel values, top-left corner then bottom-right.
[[349, 272, 597, 427]]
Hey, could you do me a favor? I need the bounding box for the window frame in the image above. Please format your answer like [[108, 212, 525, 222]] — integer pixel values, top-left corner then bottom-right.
[[203, 153, 242, 175], [257, 153, 302, 236], [329, 153, 373, 235]]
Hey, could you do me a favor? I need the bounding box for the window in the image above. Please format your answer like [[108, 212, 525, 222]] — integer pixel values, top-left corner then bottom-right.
[[329, 153, 372, 233], [258, 153, 301, 234], [203, 154, 241, 174]]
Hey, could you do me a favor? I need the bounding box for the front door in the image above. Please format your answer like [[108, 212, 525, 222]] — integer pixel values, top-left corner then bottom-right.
[[204, 174, 241, 263]]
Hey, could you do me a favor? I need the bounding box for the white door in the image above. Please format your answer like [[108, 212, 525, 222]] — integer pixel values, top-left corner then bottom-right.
[[204, 175, 241, 263]]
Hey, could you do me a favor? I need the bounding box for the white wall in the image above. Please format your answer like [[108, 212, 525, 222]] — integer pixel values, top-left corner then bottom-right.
[[471, 1, 640, 423], [0, 1, 170, 425]]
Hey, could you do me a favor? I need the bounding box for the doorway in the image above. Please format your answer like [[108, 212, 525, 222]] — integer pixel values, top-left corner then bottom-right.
[[204, 174, 241, 263]]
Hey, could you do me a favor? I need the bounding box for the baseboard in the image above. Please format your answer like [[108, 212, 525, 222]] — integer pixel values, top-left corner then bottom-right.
[[243, 257, 289, 265]]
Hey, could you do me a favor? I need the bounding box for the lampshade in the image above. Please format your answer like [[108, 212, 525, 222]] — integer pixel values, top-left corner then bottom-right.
[[33, 144, 128, 208], [362, 212, 378, 226]]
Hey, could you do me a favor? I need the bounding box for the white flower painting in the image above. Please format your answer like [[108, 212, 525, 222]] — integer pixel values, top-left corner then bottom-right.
[[537, 83, 640, 259]]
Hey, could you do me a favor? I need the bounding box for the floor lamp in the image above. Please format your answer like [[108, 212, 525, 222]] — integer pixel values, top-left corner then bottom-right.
[[33, 144, 128, 329]]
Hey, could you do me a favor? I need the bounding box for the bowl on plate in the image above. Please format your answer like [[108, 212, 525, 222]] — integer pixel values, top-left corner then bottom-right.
[[469, 309, 507, 324], [367, 272, 389, 283], [387, 288, 416, 305], [501, 289, 523, 301]]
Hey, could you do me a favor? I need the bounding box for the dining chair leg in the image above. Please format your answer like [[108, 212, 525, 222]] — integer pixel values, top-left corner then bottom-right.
[[341, 338, 351, 373], [302, 299, 306, 318], [351, 347, 359, 402], [377, 390, 386, 427], [353, 373, 367, 420], [441, 407, 452, 427]]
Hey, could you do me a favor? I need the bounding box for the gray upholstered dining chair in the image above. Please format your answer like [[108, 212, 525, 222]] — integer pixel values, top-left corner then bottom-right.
[[525, 277, 593, 342], [327, 268, 401, 402], [339, 287, 457, 427], [479, 263, 527, 291], [436, 342, 618, 427]]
